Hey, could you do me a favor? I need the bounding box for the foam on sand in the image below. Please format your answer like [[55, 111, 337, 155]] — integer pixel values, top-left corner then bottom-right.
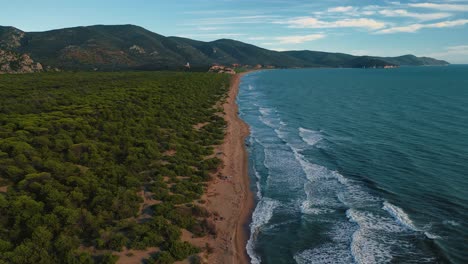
[[247, 198, 280, 264]]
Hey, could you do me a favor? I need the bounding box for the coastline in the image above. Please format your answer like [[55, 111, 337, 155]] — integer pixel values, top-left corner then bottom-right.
[[227, 72, 254, 264], [182, 72, 254, 264]]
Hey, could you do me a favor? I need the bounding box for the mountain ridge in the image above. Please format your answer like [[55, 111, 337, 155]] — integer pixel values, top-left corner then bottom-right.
[[0, 24, 449, 72]]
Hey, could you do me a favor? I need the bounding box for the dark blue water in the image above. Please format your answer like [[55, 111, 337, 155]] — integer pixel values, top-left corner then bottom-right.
[[238, 66, 468, 264]]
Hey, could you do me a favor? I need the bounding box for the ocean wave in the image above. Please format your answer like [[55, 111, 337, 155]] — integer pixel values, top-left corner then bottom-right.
[[350, 228, 393, 264], [382, 201, 419, 231], [252, 166, 262, 199], [258, 106, 283, 129], [247, 198, 280, 264], [294, 222, 355, 264], [299, 127, 323, 146], [347, 208, 421, 264], [300, 199, 335, 215], [259, 115, 276, 128], [424, 231, 441, 240], [346, 208, 405, 233], [291, 143, 379, 210], [294, 244, 354, 264], [443, 220, 460, 226], [274, 122, 380, 216], [259, 107, 274, 117], [345, 206, 443, 263], [382, 201, 442, 240]]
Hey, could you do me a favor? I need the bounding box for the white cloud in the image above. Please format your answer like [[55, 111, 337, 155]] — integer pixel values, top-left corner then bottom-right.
[[408, 3, 468, 12], [427, 45, 468, 63], [179, 33, 246, 39], [351, 49, 371, 56], [426, 19, 468, 27], [260, 34, 325, 45], [325, 5, 379, 17], [271, 48, 288, 52], [247, 36, 267, 41], [361, 11, 377, 15], [378, 24, 425, 33], [197, 26, 224, 31], [362, 5, 382, 11], [277, 17, 386, 30], [446, 45, 468, 53], [379, 9, 452, 21], [275, 34, 325, 44], [188, 15, 280, 25], [377, 19, 468, 33], [328, 6, 355, 13]]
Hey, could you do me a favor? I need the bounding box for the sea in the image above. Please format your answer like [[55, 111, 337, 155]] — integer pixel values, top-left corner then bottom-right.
[[238, 65, 468, 264]]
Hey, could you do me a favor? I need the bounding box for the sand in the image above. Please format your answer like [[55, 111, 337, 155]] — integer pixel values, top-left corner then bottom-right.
[[114, 73, 253, 264], [181, 73, 253, 264]]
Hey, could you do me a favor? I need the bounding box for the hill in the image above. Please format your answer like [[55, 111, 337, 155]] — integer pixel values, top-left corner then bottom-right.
[[0, 24, 449, 72], [378, 54, 449, 66]]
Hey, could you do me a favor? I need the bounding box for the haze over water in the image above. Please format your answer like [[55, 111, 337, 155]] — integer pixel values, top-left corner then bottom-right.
[[238, 66, 468, 264]]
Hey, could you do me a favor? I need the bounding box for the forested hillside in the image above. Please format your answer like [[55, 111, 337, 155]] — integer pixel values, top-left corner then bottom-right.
[[0, 72, 230, 263], [0, 25, 448, 72]]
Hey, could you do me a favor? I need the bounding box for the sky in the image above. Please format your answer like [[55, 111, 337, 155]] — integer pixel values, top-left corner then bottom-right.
[[1, 0, 468, 63]]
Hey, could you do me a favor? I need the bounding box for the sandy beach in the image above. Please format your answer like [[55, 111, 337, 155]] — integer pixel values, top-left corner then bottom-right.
[[182, 72, 253, 264]]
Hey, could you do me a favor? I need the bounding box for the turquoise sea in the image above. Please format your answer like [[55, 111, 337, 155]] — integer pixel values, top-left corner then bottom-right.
[[238, 66, 468, 264]]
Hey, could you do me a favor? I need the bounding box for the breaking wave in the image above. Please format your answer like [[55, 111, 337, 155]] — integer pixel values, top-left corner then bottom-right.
[[299, 127, 323, 146], [382, 201, 419, 231], [247, 198, 280, 264]]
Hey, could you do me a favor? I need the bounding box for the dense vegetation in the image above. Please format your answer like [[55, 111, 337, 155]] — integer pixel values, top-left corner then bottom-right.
[[0, 24, 448, 72], [0, 71, 230, 263]]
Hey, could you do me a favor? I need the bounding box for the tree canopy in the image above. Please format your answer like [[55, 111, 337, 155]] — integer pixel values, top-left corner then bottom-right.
[[0, 71, 230, 263]]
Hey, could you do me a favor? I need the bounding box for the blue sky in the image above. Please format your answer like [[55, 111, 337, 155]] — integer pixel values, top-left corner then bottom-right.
[[2, 0, 468, 63]]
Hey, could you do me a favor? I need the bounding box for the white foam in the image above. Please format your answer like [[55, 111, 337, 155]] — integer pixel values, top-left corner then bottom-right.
[[250, 100, 429, 264], [253, 167, 262, 199], [247, 198, 280, 264], [274, 123, 380, 219], [259, 115, 275, 128], [295, 221, 355, 264], [424, 232, 441, 240], [346, 208, 405, 233], [299, 127, 323, 146], [300, 200, 335, 215], [382, 201, 419, 231], [443, 220, 460, 227], [294, 245, 354, 264], [259, 107, 273, 117], [346, 208, 409, 264], [350, 228, 393, 264]]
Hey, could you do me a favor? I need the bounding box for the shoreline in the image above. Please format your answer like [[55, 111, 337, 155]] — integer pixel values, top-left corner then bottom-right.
[[228, 72, 254, 264], [182, 72, 254, 264]]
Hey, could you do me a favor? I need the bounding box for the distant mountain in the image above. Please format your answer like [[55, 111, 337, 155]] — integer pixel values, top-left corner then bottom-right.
[[0, 24, 449, 72], [378, 55, 449, 66]]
